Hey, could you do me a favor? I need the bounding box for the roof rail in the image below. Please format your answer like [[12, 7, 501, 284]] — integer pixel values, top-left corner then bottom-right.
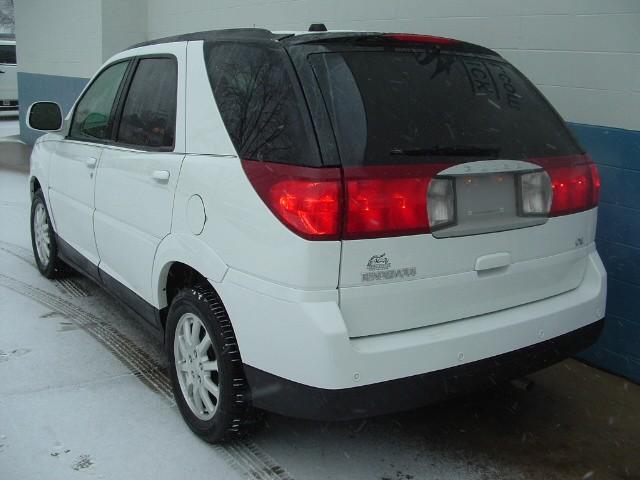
[[127, 28, 283, 50]]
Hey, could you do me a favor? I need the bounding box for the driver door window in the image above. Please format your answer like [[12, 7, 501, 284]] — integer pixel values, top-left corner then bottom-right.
[[70, 61, 129, 141]]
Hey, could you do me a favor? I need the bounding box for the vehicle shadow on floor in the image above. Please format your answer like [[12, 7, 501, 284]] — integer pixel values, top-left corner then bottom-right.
[[257, 363, 639, 480]]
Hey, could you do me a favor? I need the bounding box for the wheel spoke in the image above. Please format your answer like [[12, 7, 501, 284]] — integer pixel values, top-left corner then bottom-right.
[[178, 335, 189, 358], [201, 360, 218, 372], [203, 377, 219, 399], [193, 385, 204, 413], [182, 320, 192, 346], [199, 385, 215, 413], [178, 361, 189, 372], [196, 335, 211, 356], [191, 320, 201, 346]]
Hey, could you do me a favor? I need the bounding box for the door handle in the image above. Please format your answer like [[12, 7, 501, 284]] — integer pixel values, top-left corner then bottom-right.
[[85, 157, 97, 169], [151, 170, 170, 182]]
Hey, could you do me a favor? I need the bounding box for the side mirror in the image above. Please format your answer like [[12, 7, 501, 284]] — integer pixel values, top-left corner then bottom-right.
[[27, 101, 63, 132]]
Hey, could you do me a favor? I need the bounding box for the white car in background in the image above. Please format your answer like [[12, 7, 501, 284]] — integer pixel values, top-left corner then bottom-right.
[[26, 27, 606, 443], [0, 37, 18, 113]]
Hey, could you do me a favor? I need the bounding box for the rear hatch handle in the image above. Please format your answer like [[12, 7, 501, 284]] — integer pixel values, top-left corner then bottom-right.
[[475, 252, 511, 274]]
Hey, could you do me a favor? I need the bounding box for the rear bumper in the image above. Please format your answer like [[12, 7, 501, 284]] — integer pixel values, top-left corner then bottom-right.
[[215, 248, 606, 415], [245, 319, 604, 420]]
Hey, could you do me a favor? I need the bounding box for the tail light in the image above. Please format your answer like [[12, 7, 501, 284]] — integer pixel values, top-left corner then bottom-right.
[[243, 161, 449, 240], [343, 165, 450, 239], [242, 155, 600, 241], [532, 155, 601, 217], [241, 160, 341, 240]]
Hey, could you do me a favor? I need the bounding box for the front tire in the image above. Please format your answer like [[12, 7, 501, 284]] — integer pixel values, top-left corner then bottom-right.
[[30, 189, 64, 278], [166, 285, 252, 443]]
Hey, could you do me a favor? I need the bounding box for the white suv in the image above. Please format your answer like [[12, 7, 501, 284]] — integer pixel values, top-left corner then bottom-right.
[[27, 28, 607, 443]]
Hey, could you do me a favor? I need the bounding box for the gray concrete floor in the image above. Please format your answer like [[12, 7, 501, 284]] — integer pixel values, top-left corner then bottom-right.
[[0, 119, 638, 479]]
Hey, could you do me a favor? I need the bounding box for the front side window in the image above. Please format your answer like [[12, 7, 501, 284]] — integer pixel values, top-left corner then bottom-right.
[[0, 44, 16, 64], [117, 57, 177, 148], [70, 61, 129, 141], [204, 43, 321, 166]]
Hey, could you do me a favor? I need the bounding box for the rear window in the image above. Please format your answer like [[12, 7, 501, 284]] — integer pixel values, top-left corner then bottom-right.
[[0, 44, 16, 64], [309, 51, 582, 167], [204, 43, 321, 166]]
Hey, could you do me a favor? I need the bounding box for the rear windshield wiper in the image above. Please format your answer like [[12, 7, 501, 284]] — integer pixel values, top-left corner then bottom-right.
[[390, 145, 501, 158]]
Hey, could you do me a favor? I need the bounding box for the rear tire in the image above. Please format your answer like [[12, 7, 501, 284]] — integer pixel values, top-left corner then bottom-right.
[[166, 285, 253, 443], [30, 189, 65, 278]]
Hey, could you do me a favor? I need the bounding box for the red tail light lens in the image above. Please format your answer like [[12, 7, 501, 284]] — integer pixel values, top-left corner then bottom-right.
[[241, 160, 341, 240], [532, 155, 601, 217], [243, 156, 600, 241], [343, 165, 448, 239]]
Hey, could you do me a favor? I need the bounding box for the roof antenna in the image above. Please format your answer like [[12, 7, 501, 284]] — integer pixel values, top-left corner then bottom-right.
[[308, 23, 327, 32]]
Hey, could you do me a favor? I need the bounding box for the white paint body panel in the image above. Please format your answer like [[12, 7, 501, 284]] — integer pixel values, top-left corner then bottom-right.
[[94, 147, 185, 303], [339, 209, 598, 337], [48, 140, 102, 266], [217, 249, 606, 389]]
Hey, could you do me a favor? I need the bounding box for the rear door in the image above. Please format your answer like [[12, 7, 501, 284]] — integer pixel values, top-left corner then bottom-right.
[[296, 41, 597, 337], [94, 48, 185, 314]]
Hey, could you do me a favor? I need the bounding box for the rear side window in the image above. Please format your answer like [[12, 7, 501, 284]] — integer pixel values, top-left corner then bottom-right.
[[117, 57, 177, 149], [309, 51, 582, 167], [0, 44, 16, 64], [70, 61, 129, 141], [204, 43, 321, 166]]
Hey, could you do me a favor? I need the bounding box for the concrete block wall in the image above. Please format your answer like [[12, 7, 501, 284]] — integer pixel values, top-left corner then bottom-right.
[[14, 0, 146, 144], [14, 0, 640, 381], [145, 0, 640, 132]]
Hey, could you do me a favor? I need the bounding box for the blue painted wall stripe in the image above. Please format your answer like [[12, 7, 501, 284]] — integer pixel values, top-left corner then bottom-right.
[[18, 72, 88, 145], [570, 122, 640, 384]]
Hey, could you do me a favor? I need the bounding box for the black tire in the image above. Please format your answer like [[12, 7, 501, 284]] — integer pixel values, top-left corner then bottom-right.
[[30, 189, 65, 278], [166, 285, 253, 443]]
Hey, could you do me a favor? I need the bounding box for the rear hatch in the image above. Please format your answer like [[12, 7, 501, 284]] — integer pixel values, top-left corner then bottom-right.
[[287, 35, 600, 338]]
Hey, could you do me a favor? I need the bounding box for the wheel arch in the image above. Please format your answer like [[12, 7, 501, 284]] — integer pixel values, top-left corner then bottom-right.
[[30, 176, 42, 198], [152, 233, 228, 313]]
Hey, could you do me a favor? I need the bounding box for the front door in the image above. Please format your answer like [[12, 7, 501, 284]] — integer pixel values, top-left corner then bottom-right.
[[48, 60, 131, 273]]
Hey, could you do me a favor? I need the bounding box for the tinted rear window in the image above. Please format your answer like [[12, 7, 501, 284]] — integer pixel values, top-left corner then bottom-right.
[[309, 51, 582, 167], [204, 43, 321, 166], [0, 44, 16, 64]]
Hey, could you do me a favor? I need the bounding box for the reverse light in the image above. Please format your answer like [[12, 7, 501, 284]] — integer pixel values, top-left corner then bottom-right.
[[427, 178, 455, 229], [518, 170, 552, 216]]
